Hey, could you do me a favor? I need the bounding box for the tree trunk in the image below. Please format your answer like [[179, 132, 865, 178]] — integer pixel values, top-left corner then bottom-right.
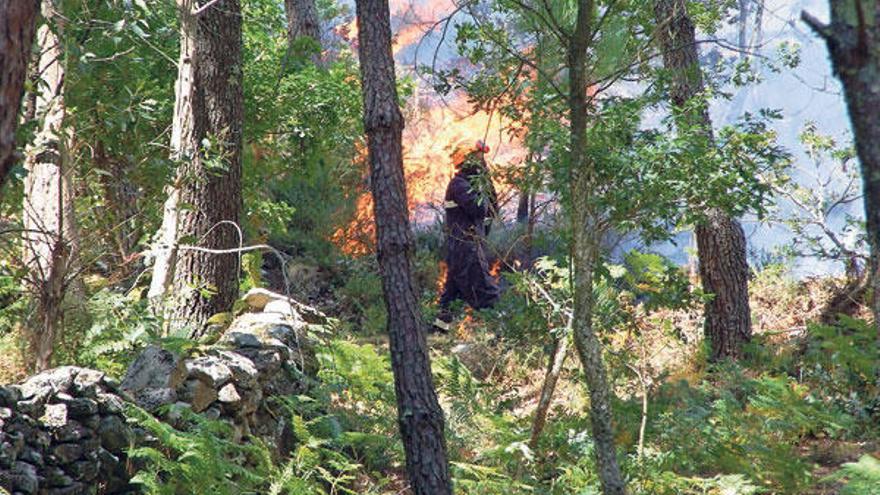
[[94, 139, 140, 265], [22, 3, 80, 372], [355, 0, 453, 493], [0, 0, 40, 191], [529, 332, 569, 449], [568, 1, 627, 493], [285, 0, 321, 56], [803, 2, 880, 343], [154, 0, 243, 336], [655, 0, 752, 361]]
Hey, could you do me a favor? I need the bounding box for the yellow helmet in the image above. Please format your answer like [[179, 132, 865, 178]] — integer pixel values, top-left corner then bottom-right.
[[450, 138, 489, 166]]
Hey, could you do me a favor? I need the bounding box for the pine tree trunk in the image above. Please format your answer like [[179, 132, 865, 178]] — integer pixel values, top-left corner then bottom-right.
[[22, 3, 80, 371], [285, 0, 321, 49], [157, 0, 243, 336], [355, 0, 453, 493], [803, 2, 880, 343], [655, 0, 752, 361], [568, 1, 627, 493], [0, 0, 40, 191]]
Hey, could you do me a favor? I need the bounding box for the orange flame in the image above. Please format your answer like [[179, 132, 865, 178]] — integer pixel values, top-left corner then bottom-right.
[[489, 259, 502, 279], [436, 260, 448, 297]]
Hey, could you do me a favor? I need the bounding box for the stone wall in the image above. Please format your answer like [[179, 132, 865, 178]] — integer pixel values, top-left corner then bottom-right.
[[0, 289, 323, 495]]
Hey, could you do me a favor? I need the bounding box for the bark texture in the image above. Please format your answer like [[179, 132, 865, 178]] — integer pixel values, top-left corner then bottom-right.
[[22, 3, 80, 371], [803, 2, 880, 340], [0, 0, 40, 191], [568, 1, 627, 493], [529, 333, 569, 448], [355, 0, 453, 493], [285, 0, 321, 49], [655, 0, 752, 361], [160, 0, 244, 335]]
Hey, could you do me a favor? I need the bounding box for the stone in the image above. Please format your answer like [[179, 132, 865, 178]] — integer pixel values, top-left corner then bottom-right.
[[16, 396, 48, 417], [98, 415, 130, 452], [18, 367, 78, 400], [241, 288, 327, 323], [0, 441, 17, 468], [72, 369, 105, 397], [80, 414, 100, 430], [95, 393, 124, 415], [68, 459, 99, 482], [203, 407, 221, 421], [61, 398, 97, 418], [0, 386, 21, 407], [53, 420, 90, 443], [131, 388, 177, 413], [121, 346, 186, 394], [46, 481, 89, 495], [27, 430, 50, 450], [185, 357, 232, 388], [212, 351, 259, 390], [180, 380, 217, 413], [40, 403, 68, 428], [17, 449, 42, 466], [52, 443, 83, 464], [0, 407, 11, 420], [263, 299, 297, 315], [227, 331, 262, 349], [235, 348, 282, 374], [44, 466, 73, 487], [217, 383, 241, 405], [7, 461, 39, 494]]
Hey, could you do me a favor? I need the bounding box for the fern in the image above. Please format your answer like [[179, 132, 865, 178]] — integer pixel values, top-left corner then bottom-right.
[[824, 455, 880, 495]]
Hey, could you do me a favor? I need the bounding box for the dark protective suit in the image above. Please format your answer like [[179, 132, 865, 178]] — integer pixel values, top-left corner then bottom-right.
[[439, 162, 500, 311]]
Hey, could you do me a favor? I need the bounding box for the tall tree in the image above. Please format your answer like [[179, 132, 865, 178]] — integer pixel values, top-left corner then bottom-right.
[[150, 0, 243, 335], [0, 0, 40, 191], [802, 2, 880, 340], [655, 0, 753, 361], [568, 1, 627, 493], [354, 0, 453, 493], [21, 1, 81, 371]]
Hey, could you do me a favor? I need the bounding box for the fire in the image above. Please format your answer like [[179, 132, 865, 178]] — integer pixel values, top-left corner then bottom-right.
[[330, 0, 527, 256], [436, 260, 448, 298], [489, 259, 502, 279]]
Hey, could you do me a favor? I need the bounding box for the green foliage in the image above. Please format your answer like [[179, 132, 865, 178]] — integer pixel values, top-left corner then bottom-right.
[[314, 340, 400, 470], [800, 317, 880, 426], [128, 399, 364, 495], [334, 263, 387, 335], [75, 289, 160, 376], [128, 405, 271, 494], [651, 365, 853, 492], [824, 455, 880, 495], [0, 266, 27, 337]]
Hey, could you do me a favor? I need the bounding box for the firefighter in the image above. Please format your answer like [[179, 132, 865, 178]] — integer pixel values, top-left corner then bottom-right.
[[433, 139, 500, 333]]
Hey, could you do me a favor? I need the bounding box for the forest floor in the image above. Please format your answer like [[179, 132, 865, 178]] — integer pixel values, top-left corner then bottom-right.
[[1, 265, 877, 493]]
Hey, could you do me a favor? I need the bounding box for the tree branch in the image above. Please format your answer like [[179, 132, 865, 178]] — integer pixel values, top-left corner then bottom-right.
[[801, 10, 831, 40]]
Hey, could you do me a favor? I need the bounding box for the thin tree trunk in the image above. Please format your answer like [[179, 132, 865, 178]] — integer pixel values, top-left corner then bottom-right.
[[355, 0, 453, 493], [568, 1, 627, 493], [0, 0, 40, 191], [529, 332, 569, 449], [22, 3, 80, 371], [655, 0, 752, 361], [94, 139, 140, 264], [153, 0, 243, 336], [803, 2, 880, 345]]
